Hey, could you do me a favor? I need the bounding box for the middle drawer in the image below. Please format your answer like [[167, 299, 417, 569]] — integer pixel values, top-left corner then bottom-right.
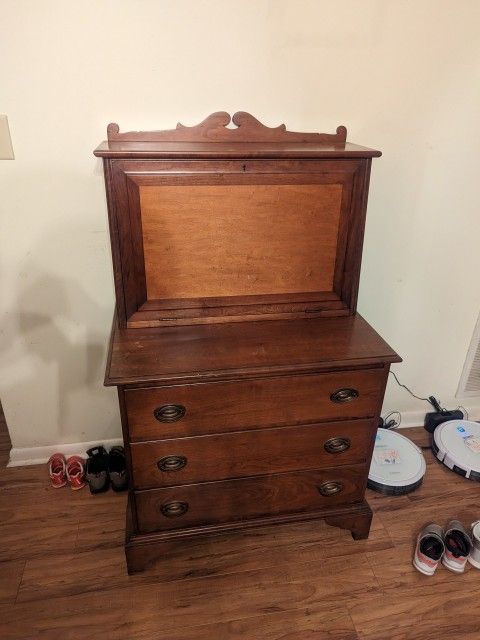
[[130, 418, 375, 489]]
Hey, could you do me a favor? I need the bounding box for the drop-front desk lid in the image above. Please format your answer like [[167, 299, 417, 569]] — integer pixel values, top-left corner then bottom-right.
[[105, 314, 401, 387], [95, 112, 383, 329]]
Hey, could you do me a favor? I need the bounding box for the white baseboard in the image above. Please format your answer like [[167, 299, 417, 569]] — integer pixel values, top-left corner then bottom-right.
[[393, 406, 480, 429], [7, 438, 123, 467], [7, 406, 480, 467]]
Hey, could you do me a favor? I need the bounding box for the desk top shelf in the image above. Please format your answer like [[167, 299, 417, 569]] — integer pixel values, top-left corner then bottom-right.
[[106, 313, 401, 387]]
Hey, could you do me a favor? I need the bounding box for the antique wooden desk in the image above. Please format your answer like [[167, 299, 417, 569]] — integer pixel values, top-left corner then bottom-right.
[[94, 112, 400, 573]]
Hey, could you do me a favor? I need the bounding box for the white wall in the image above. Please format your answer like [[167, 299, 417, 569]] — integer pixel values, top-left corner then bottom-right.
[[1, 0, 480, 456]]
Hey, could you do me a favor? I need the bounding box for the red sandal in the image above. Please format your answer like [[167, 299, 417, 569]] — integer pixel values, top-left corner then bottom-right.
[[66, 456, 86, 490], [48, 453, 67, 488]]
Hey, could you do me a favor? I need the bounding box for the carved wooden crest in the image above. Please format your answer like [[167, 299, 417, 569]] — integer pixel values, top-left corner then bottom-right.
[[107, 112, 347, 144]]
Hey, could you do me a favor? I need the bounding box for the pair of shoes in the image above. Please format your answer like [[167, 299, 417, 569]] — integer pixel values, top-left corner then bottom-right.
[[85, 446, 128, 494], [413, 520, 472, 575], [48, 454, 85, 490]]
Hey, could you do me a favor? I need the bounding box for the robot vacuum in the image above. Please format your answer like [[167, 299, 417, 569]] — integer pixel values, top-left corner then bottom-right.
[[368, 429, 426, 495], [432, 420, 480, 481]]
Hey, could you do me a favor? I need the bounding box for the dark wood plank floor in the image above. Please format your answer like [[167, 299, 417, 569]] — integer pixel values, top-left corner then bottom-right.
[[1, 427, 479, 639]]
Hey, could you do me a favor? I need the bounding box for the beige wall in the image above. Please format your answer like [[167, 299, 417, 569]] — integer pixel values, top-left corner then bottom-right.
[[1, 0, 480, 454]]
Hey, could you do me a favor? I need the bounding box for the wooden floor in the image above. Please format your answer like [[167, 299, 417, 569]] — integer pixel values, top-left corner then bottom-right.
[[1, 427, 479, 640]]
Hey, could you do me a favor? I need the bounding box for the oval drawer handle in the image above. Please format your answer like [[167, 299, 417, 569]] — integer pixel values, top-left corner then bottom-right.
[[153, 404, 186, 423], [157, 455, 187, 472], [324, 437, 351, 454], [318, 480, 344, 497], [160, 501, 189, 518], [330, 388, 359, 403]]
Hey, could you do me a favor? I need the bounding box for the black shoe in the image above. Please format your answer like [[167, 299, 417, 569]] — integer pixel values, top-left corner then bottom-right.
[[108, 446, 128, 492], [85, 446, 109, 494]]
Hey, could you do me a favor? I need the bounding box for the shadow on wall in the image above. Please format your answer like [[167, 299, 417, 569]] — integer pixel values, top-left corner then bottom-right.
[[18, 274, 105, 429], [0, 230, 117, 444]]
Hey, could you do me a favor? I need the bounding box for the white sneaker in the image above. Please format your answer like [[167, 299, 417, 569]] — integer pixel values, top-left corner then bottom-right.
[[413, 523, 445, 575], [442, 520, 472, 573], [467, 521, 480, 569]]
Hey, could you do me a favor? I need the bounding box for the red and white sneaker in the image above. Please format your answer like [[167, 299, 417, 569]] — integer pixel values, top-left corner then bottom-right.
[[48, 453, 67, 488], [413, 523, 445, 575], [442, 520, 472, 573], [66, 456, 86, 490]]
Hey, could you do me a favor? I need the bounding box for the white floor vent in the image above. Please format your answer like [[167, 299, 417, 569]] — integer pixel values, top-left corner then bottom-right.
[[457, 313, 480, 397]]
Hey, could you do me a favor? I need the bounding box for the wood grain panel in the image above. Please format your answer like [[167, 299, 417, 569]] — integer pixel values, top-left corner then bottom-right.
[[130, 419, 375, 489], [125, 369, 386, 441], [140, 184, 342, 299], [135, 464, 366, 532]]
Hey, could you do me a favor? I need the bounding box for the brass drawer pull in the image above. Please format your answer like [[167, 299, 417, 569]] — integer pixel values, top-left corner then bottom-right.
[[318, 480, 344, 497], [157, 455, 187, 472], [330, 388, 359, 403], [324, 437, 351, 454], [153, 404, 186, 423], [160, 501, 189, 518]]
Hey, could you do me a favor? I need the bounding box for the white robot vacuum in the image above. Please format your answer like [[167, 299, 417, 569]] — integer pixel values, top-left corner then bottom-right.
[[432, 420, 480, 481], [368, 429, 426, 495]]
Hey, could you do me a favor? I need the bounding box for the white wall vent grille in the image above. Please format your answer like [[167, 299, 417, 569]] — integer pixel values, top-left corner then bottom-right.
[[457, 312, 480, 397]]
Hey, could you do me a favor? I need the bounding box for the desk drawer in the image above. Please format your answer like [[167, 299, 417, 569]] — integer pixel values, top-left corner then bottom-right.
[[130, 419, 375, 489], [134, 463, 366, 533], [126, 369, 386, 441]]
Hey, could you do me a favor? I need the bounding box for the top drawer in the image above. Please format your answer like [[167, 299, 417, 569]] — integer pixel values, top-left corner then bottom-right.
[[125, 368, 386, 441]]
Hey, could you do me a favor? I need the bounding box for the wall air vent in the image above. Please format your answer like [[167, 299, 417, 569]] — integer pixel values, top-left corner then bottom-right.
[[457, 313, 480, 397]]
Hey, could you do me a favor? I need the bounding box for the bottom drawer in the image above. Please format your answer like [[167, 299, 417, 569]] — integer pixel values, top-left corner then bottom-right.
[[130, 419, 375, 489], [134, 464, 367, 533]]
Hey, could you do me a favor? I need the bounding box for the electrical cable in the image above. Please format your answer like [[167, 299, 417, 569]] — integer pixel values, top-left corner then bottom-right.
[[389, 372, 470, 424], [457, 405, 469, 419], [389, 371, 431, 403], [382, 410, 402, 429]]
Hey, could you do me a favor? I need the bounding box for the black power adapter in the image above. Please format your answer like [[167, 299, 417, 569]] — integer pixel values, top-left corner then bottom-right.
[[424, 396, 464, 433]]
